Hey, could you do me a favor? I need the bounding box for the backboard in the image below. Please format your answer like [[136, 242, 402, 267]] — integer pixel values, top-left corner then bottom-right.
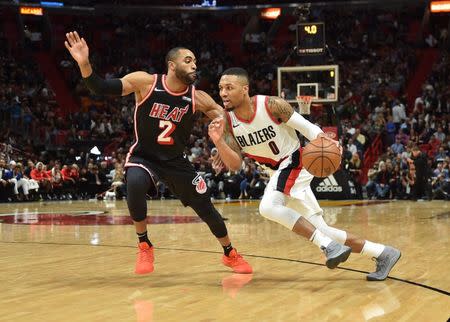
[[277, 65, 339, 104]]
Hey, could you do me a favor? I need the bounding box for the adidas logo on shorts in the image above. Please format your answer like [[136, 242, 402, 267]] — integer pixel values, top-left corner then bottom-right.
[[316, 175, 343, 192]]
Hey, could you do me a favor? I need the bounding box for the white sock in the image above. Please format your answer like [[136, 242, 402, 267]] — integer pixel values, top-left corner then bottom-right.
[[310, 229, 332, 248], [361, 241, 385, 258]]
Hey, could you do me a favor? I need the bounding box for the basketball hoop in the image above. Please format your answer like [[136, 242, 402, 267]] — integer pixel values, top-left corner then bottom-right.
[[296, 95, 313, 115]]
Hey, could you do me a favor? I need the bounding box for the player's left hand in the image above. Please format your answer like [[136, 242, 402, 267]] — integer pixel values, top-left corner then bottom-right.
[[317, 132, 342, 155], [210, 153, 225, 174]]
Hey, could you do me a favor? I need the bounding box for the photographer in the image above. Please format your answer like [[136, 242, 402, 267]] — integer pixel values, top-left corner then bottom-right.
[[431, 174, 450, 200]]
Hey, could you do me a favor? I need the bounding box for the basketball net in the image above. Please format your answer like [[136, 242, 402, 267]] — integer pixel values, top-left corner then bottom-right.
[[296, 95, 313, 115]]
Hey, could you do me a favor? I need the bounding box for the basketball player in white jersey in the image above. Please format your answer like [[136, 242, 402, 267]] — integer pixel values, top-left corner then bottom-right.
[[208, 68, 401, 281]]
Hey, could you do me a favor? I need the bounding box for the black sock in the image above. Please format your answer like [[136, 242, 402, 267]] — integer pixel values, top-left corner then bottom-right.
[[223, 243, 233, 256], [137, 231, 152, 247]]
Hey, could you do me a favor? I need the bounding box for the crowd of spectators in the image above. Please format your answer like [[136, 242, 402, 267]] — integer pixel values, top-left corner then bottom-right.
[[359, 52, 449, 200], [0, 6, 448, 203]]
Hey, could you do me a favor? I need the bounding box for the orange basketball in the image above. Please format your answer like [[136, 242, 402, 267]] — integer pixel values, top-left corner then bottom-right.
[[302, 137, 341, 178]]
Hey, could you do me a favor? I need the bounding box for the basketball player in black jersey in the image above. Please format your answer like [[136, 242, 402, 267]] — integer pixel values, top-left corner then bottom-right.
[[65, 31, 252, 275]]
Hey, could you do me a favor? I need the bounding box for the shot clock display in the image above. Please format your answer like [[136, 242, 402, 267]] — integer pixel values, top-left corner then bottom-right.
[[296, 22, 325, 56]]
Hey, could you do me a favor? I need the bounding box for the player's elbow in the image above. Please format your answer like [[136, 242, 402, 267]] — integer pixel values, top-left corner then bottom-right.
[[83, 73, 123, 96]]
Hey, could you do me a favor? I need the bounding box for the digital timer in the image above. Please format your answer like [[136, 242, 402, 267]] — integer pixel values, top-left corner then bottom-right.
[[296, 22, 325, 55]]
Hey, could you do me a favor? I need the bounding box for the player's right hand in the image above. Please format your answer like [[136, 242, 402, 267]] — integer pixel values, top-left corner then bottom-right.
[[64, 31, 89, 66], [208, 117, 225, 143], [317, 132, 342, 155]]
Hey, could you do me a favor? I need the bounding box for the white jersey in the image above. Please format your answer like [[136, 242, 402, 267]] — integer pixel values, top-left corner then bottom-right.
[[226, 95, 300, 169]]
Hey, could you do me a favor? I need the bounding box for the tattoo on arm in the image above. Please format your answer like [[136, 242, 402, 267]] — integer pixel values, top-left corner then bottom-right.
[[267, 96, 294, 123], [223, 118, 242, 156], [224, 131, 242, 156]]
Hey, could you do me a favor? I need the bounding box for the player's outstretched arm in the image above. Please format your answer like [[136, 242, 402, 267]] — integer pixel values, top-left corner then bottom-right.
[[194, 90, 224, 120], [208, 116, 243, 171], [267, 96, 341, 150], [65, 31, 153, 97], [266, 96, 324, 141]]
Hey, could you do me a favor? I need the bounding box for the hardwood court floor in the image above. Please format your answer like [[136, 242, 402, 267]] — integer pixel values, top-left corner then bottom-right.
[[0, 199, 448, 322]]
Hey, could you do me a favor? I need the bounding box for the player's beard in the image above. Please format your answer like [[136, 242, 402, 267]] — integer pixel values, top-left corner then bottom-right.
[[175, 68, 197, 85], [224, 105, 235, 111]]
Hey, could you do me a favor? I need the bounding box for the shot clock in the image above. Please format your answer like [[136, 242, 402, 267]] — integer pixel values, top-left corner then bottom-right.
[[296, 22, 325, 55]]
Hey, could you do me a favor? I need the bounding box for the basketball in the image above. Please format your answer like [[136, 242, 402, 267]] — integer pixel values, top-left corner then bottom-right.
[[302, 137, 341, 177]]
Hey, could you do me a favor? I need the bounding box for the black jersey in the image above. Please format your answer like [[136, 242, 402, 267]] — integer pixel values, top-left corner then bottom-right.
[[126, 74, 196, 162]]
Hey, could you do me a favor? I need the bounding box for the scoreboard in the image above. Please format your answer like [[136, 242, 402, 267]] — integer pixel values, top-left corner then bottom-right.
[[296, 22, 325, 56]]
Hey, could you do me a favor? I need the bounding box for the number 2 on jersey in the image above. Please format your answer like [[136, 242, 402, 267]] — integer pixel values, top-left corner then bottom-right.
[[157, 120, 176, 145]]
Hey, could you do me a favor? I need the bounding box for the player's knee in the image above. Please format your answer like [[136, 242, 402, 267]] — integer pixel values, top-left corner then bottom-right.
[[259, 193, 284, 220], [259, 201, 272, 219], [126, 188, 147, 222], [126, 167, 155, 222]]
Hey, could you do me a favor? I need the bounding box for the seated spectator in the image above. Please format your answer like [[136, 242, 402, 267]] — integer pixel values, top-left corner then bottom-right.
[[391, 137, 405, 155], [98, 160, 110, 179], [2, 161, 22, 201], [365, 164, 378, 199], [396, 129, 409, 146], [401, 163, 415, 199], [353, 128, 367, 151], [78, 167, 89, 199], [12, 162, 32, 201], [102, 163, 125, 200], [247, 166, 269, 200], [428, 136, 442, 155], [156, 181, 167, 200], [389, 164, 403, 199], [23, 162, 40, 195], [24, 160, 35, 179], [49, 163, 65, 199], [223, 170, 243, 200], [239, 164, 254, 199], [431, 174, 450, 200], [409, 128, 420, 145], [433, 162, 448, 178], [346, 138, 358, 156], [434, 126, 446, 142], [0, 158, 15, 201], [434, 146, 448, 163], [61, 164, 77, 198], [86, 165, 108, 198], [346, 153, 363, 199], [374, 161, 391, 199], [30, 162, 53, 199]]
